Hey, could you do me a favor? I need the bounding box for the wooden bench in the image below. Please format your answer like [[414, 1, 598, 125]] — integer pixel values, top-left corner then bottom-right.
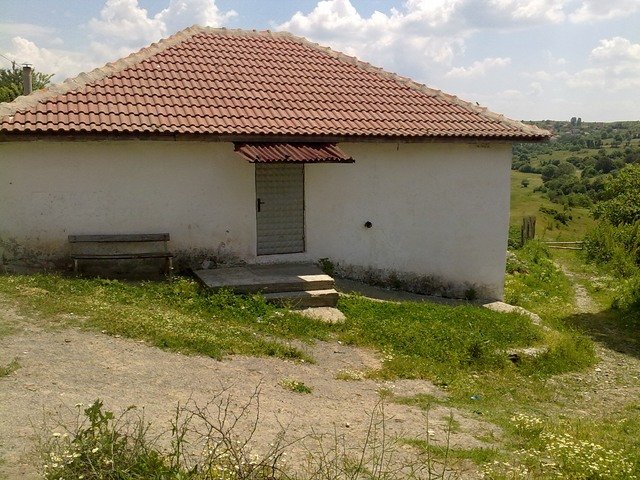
[[68, 233, 173, 276]]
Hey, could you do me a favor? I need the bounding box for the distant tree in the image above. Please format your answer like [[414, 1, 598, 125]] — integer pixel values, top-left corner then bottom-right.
[[557, 161, 577, 177], [595, 152, 615, 173], [0, 64, 53, 103], [541, 164, 559, 182], [593, 164, 640, 225]]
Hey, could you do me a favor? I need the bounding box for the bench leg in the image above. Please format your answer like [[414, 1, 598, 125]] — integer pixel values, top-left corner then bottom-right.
[[166, 257, 173, 279], [73, 258, 78, 274]]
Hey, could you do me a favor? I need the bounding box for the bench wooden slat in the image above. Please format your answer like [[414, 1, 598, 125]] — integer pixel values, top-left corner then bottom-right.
[[68, 233, 170, 243], [70, 253, 173, 260], [68, 233, 173, 277]]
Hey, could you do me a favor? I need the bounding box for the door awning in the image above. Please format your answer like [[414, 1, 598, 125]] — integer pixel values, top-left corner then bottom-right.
[[234, 142, 354, 163]]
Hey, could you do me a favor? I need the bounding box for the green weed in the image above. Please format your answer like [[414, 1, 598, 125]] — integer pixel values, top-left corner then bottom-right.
[[0, 358, 19, 377], [279, 378, 313, 394], [485, 412, 640, 479], [504, 241, 574, 321]]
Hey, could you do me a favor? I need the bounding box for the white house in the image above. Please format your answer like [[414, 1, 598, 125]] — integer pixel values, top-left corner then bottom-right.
[[0, 26, 548, 300]]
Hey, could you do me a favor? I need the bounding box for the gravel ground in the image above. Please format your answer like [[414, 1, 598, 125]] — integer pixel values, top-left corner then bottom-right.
[[0, 300, 498, 479]]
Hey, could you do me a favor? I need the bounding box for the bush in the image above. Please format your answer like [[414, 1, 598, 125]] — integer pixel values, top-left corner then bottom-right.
[[593, 164, 640, 225], [583, 220, 640, 310], [583, 221, 640, 276]]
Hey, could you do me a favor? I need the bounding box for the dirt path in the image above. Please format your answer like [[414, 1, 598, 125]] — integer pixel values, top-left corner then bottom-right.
[[559, 264, 598, 314], [0, 301, 498, 479], [550, 261, 640, 417]]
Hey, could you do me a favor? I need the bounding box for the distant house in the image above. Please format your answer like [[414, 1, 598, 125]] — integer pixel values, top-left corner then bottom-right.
[[0, 26, 548, 300]]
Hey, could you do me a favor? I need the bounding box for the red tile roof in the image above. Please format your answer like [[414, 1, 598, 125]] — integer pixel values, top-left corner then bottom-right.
[[0, 26, 549, 141], [235, 142, 353, 163]]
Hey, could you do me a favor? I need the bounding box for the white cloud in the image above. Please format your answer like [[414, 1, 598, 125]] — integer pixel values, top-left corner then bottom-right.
[[570, 0, 640, 23], [88, 0, 165, 46], [278, 0, 576, 82], [544, 50, 566, 66], [528, 81, 543, 96], [587, 37, 640, 90], [520, 37, 640, 94], [278, 0, 469, 82], [446, 57, 511, 77], [565, 67, 606, 89], [486, 0, 566, 24], [590, 36, 640, 63], [0, 23, 56, 40], [156, 0, 236, 35], [1, 0, 236, 81], [1, 36, 87, 80], [87, 0, 236, 64]]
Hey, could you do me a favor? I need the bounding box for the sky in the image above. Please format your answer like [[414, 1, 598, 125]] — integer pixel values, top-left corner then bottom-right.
[[1, 0, 639, 122]]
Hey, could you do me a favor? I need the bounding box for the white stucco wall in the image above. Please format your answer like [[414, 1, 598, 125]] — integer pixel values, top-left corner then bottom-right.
[[0, 139, 511, 298], [0, 141, 256, 260], [305, 142, 512, 298]]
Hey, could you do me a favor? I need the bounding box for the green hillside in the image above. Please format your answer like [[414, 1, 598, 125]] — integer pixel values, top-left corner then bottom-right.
[[510, 120, 640, 242]]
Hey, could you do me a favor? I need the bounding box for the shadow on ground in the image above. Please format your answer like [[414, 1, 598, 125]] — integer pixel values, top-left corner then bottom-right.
[[564, 307, 640, 358]]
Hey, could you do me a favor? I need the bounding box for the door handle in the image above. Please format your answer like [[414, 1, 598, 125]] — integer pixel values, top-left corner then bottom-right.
[[257, 198, 265, 212]]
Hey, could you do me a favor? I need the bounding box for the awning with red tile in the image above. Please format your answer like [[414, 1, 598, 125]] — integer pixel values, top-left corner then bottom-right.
[[234, 142, 354, 163]]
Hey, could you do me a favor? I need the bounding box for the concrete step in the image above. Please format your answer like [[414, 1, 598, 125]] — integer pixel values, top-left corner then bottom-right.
[[194, 263, 335, 294], [232, 276, 334, 294], [262, 289, 339, 308]]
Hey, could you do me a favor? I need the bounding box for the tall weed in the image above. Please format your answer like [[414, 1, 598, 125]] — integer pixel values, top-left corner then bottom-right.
[[583, 220, 640, 310], [504, 240, 573, 319]]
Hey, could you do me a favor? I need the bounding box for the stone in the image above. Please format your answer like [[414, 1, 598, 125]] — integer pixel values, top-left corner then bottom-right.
[[298, 307, 346, 324], [483, 301, 543, 325]]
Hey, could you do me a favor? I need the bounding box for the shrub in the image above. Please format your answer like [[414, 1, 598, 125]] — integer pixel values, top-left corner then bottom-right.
[[583, 221, 640, 276], [593, 164, 640, 225], [41, 400, 180, 479], [583, 220, 640, 311]]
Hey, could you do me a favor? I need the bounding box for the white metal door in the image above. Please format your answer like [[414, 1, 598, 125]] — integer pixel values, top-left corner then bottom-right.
[[255, 164, 305, 255]]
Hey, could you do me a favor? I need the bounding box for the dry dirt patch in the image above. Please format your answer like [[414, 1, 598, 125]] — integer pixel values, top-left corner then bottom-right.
[[0, 303, 499, 479]]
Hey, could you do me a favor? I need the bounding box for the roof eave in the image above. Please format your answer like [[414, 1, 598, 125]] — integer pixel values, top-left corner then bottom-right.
[[0, 130, 550, 143]]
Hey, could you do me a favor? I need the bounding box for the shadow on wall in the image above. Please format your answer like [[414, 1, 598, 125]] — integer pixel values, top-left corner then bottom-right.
[[321, 258, 492, 301]]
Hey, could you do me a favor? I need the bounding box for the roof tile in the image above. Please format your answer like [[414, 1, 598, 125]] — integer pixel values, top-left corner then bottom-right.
[[0, 26, 549, 140]]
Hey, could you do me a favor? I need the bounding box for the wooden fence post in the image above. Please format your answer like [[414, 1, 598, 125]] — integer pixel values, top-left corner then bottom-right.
[[521, 216, 536, 245]]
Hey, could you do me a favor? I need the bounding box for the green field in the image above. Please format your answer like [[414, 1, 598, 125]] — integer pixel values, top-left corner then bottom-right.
[[510, 170, 595, 241]]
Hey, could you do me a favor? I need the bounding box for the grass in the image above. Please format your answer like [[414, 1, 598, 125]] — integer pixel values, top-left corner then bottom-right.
[[0, 358, 19, 377], [485, 409, 640, 479], [0, 270, 596, 393], [279, 378, 313, 394], [504, 240, 574, 321], [337, 295, 545, 382], [0, 274, 332, 362], [403, 438, 500, 466], [0, 272, 559, 383]]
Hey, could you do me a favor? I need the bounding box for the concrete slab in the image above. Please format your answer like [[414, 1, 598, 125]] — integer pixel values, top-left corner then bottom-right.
[[194, 263, 334, 294]]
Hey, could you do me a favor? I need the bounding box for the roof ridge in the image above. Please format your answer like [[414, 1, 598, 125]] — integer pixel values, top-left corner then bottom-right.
[[0, 25, 204, 119]]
